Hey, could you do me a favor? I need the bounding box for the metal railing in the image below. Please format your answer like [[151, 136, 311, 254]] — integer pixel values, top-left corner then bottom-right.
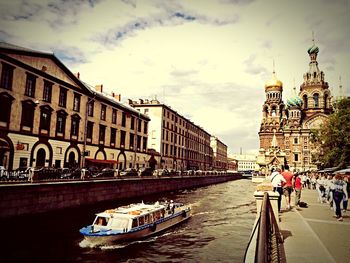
[[244, 192, 284, 263]]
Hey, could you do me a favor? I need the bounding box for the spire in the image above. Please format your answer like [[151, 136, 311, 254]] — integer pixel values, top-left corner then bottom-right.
[[338, 76, 345, 100], [271, 130, 278, 148], [273, 59, 275, 74]]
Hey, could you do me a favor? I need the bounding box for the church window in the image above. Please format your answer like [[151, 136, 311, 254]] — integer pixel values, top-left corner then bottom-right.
[[313, 93, 319, 108], [294, 154, 299, 162], [303, 95, 308, 109], [324, 94, 328, 109]]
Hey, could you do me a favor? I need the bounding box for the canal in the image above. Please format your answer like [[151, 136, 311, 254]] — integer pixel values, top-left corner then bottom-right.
[[1, 179, 256, 263]]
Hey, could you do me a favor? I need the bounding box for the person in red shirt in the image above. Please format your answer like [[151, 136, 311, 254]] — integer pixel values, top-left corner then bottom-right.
[[294, 172, 302, 207], [282, 164, 294, 210]]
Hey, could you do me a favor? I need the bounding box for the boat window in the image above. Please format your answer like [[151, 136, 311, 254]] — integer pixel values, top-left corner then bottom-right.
[[139, 216, 145, 226], [144, 214, 150, 224], [95, 216, 108, 226], [154, 211, 161, 220], [161, 209, 165, 218], [110, 218, 129, 229], [132, 218, 138, 228]]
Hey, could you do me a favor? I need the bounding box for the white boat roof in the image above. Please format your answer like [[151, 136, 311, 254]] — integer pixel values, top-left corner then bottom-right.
[[97, 202, 166, 218]]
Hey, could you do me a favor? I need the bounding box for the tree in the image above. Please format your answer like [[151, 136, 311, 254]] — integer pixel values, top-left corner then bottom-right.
[[316, 97, 350, 168]]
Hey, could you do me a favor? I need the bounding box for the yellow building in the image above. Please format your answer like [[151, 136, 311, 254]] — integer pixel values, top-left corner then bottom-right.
[[210, 136, 227, 170], [129, 99, 213, 170], [0, 42, 149, 170]]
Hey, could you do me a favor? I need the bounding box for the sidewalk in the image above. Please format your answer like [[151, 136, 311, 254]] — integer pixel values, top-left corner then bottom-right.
[[279, 188, 350, 263]]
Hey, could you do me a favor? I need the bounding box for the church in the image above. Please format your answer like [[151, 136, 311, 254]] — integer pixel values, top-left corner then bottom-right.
[[257, 40, 333, 174]]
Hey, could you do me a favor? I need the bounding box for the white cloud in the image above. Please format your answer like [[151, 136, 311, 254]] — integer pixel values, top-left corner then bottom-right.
[[0, 0, 349, 154]]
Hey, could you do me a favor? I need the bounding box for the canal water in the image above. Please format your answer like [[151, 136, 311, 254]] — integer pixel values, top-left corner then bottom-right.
[[1, 179, 257, 263]]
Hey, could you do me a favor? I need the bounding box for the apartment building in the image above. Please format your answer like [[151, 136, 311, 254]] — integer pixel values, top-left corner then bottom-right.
[[129, 99, 213, 170], [0, 42, 149, 170]]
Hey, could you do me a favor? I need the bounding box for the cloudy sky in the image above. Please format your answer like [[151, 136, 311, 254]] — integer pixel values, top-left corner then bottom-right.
[[0, 0, 349, 155]]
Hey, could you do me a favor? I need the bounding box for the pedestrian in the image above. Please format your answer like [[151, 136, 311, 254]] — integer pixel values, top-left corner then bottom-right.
[[282, 165, 294, 210], [330, 174, 348, 221], [294, 172, 302, 207], [343, 175, 349, 213], [81, 168, 86, 180], [269, 167, 286, 213], [316, 175, 326, 203], [28, 167, 34, 183]]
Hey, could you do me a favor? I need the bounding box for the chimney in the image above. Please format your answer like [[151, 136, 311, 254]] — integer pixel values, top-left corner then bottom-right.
[[95, 84, 103, 93], [139, 99, 144, 104], [75, 72, 80, 79], [112, 92, 121, 101]]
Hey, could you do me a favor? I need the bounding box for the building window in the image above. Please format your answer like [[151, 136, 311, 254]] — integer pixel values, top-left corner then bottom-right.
[[138, 119, 142, 132], [73, 93, 81, 112], [143, 137, 147, 151], [110, 128, 116, 145], [112, 109, 117, 124], [43, 80, 53, 103], [70, 114, 81, 138], [0, 92, 14, 125], [122, 112, 126, 127], [21, 100, 36, 131], [39, 105, 52, 133], [86, 121, 94, 140], [100, 104, 106, 120], [129, 133, 134, 148], [137, 135, 141, 149], [99, 125, 106, 143], [87, 100, 94, 117], [130, 116, 135, 129], [313, 93, 319, 108], [303, 94, 308, 109], [294, 138, 298, 144], [294, 154, 299, 162], [120, 130, 126, 147], [144, 108, 149, 114], [24, 73, 37, 97], [59, 87, 68, 108], [56, 110, 67, 136], [0, 62, 14, 90]]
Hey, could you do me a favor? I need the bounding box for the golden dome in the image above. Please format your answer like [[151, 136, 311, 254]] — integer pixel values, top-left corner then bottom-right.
[[265, 72, 283, 89]]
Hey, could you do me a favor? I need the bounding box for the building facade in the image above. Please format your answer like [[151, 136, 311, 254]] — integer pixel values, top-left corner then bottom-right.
[[258, 41, 333, 172], [129, 99, 213, 171], [210, 136, 227, 170], [230, 153, 257, 172], [0, 43, 150, 171]]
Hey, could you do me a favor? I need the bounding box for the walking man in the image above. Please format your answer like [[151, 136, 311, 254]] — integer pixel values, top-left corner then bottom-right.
[[269, 167, 286, 213], [282, 165, 294, 210]]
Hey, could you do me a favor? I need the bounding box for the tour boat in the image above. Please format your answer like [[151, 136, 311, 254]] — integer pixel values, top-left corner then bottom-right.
[[79, 201, 191, 246]]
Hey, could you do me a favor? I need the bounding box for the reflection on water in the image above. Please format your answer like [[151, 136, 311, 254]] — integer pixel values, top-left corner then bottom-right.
[[1, 179, 256, 263]]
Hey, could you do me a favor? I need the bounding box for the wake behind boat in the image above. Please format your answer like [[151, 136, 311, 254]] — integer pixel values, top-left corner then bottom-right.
[[79, 201, 191, 246]]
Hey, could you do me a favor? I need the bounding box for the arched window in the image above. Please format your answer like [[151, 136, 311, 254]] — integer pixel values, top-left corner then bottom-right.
[[324, 94, 328, 109], [271, 106, 277, 117], [303, 94, 308, 109], [0, 92, 14, 126], [313, 93, 319, 108]]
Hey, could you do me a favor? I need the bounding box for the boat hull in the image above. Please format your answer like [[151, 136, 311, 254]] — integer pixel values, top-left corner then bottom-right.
[[82, 209, 191, 246]]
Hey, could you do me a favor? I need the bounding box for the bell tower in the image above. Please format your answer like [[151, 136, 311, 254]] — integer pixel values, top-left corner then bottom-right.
[[259, 65, 286, 151], [300, 34, 333, 119]]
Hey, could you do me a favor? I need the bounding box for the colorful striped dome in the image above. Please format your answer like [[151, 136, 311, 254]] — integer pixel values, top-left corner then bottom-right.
[[307, 44, 319, 55], [287, 95, 303, 108]]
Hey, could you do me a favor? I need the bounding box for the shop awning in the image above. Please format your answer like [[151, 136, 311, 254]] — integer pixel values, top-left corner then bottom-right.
[[85, 158, 118, 164]]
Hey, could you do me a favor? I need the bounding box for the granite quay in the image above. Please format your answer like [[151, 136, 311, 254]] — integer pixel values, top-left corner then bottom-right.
[[0, 173, 241, 219]]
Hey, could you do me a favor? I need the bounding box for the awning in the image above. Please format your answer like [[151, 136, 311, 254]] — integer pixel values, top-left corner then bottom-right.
[[85, 158, 118, 164]]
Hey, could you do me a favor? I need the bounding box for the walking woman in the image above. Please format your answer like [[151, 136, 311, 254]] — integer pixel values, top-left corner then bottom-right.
[[331, 174, 348, 221]]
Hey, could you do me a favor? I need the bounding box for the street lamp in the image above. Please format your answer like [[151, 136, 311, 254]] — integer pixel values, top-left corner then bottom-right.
[[81, 93, 96, 168]]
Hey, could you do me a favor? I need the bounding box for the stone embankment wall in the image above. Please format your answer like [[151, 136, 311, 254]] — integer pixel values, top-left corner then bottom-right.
[[0, 175, 241, 218]]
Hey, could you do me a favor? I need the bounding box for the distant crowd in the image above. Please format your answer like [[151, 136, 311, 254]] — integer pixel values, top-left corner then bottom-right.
[[269, 166, 349, 222]]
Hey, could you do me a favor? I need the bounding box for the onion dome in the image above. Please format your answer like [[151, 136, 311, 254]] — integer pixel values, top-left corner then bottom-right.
[[265, 72, 283, 91], [287, 95, 303, 108], [307, 43, 319, 55]]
